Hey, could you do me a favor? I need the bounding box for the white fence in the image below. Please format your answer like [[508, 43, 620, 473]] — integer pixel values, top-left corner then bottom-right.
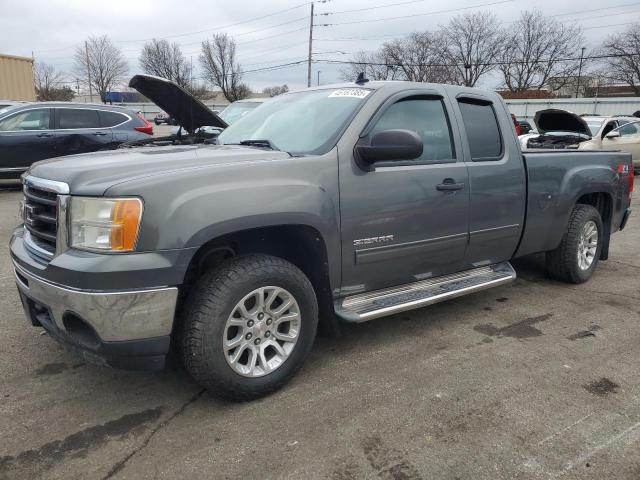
[[504, 97, 640, 121], [105, 102, 229, 120], [102, 96, 640, 122]]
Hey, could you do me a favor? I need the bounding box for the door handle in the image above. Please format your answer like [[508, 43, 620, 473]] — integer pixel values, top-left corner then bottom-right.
[[92, 132, 107, 136], [436, 179, 465, 191], [37, 132, 53, 138]]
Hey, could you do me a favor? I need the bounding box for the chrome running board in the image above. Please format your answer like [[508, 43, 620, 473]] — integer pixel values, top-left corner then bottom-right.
[[335, 262, 516, 323]]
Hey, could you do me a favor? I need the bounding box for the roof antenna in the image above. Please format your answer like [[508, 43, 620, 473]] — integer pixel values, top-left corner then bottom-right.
[[355, 72, 369, 85]]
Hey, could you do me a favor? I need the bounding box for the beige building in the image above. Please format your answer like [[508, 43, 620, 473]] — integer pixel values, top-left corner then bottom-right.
[[0, 53, 36, 101]]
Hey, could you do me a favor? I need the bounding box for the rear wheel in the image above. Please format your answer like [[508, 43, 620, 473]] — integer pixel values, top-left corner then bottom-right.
[[546, 204, 603, 284], [179, 254, 318, 400]]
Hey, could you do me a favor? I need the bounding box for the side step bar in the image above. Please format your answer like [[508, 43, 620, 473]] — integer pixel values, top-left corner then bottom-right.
[[335, 262, 516, 323]]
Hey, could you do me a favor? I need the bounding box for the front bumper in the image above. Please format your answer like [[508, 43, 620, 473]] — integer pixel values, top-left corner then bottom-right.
[[11, 232, 179, 371]]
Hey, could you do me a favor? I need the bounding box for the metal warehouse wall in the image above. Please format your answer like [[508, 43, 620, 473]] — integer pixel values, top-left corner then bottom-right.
[[0, 54, 36, 101], [505, 97, 640, 121]]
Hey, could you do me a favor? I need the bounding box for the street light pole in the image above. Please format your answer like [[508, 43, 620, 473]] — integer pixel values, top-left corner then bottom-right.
[[576, 47, 586, 99], [307, 2, 314, 88], [85, 41, 93, 103]]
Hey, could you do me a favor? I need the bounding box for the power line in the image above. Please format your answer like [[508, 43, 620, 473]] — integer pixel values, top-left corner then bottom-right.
[[237, 27, 308, 45], [321, 0, 514, 26], [116, 1, 311, 43], [317, 52, 640, 69], [313, 4, 640, 44]]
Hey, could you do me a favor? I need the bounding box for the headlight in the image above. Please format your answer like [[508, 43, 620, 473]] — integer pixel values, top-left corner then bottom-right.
[[70, 197, 143, 252]]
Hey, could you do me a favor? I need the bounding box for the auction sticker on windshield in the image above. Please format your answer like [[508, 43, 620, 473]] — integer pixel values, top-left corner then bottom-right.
[[328, 89, 370, 99]]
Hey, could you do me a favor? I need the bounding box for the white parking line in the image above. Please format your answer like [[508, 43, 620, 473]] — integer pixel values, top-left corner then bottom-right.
[[554, 421, 640, 478]]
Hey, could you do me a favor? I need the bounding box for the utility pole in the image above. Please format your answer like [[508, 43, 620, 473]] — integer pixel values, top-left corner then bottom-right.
[[307, 2, 314, 88], [85, 41, 93, 103], [575, 47, 586, 99]]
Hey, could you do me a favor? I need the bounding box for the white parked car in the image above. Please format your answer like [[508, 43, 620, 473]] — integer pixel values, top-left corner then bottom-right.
[[519, 111, 636, 149], [580, 119, 640, 173]]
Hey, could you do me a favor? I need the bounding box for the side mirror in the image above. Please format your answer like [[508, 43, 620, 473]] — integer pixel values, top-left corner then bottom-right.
[[355, 129, 423, 165], [605, 131, 621, 139]]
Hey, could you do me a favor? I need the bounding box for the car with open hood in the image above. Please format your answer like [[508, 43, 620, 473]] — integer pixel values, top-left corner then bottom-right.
[[519, 109, 593, 149], [519, 110, 638, 152], [128, 74, 227, 138]]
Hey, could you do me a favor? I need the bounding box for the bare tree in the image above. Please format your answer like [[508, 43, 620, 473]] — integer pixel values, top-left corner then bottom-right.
[[74, 35, 128, 102], [339, 50, 403, 82], [262, 84, 289, 97], [597, 23, 640, 95], [383, 32, 459, 83], [441, 11, 503, 87], [498, 11, 585, 92], [200, 34, 249, 102], [188, 83, 215, 100], [139, 39, 192, 88], [34, 61, 71, 100]]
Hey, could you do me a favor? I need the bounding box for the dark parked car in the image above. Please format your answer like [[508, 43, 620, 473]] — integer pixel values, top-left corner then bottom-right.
[[0, 103, 153, 178], [154, 111, 177, 125], [518, 119, 533, 134], [0, 100, 28, 110]]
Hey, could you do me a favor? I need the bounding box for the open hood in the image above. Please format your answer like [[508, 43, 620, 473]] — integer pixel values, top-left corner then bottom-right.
[[533, 109, 591, 137], [129, 74, 227, 133]]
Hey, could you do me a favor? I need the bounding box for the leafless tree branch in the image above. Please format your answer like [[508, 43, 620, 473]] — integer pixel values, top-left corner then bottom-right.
[[73, 35, 128, 102], [596, 23, 640, 95], [139, 39, 192, 88], [441, 11, 503, 87], [498, 10, 585, 92], [199, 34, 249, 102]]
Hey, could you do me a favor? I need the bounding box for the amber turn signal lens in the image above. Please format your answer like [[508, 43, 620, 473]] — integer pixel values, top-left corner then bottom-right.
[[110, 199, 142, 251]]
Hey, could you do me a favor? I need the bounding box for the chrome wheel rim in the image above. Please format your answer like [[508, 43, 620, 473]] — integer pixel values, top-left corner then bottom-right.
[[223, 286, 301, 378], [577, 220, 598, 271]]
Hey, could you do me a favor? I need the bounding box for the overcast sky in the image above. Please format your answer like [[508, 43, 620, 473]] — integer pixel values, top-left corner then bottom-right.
[[3, 0, 638, 93]]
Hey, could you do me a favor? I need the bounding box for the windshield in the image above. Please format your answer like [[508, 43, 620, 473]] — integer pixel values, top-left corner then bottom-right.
[[217, 88, 371, 155], [219, 102, 263, 124], [586, 121, 603, 136]]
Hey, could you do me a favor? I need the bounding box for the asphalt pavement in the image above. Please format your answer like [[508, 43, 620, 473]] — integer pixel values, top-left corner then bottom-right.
[[0, 179, 639, 480]]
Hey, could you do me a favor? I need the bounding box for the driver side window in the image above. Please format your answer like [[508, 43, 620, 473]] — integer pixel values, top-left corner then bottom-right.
[[617, 122, 640, 137], [370, 97, 455, 164]]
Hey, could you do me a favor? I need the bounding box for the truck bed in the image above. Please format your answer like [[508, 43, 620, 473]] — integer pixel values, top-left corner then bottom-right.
[[515, 149, 632, 258]]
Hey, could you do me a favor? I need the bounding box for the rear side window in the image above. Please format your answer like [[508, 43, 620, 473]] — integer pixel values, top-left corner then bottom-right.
[[57, 109, 100, 129], [0, 109, 50, 131], [99, 110, 128, 127], [458, 100, 503, 161], [370, 97, 455, 164]]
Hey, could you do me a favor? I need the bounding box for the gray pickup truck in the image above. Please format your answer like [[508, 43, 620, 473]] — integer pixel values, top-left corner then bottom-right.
[[10, 77, 634, 400]]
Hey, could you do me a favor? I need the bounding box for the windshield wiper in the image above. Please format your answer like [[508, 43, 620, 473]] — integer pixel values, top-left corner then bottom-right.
[[238, 139, 280, 151]]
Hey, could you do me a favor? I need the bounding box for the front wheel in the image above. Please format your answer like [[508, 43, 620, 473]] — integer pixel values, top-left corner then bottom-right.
[[179, 254, 318, 400], [546, 204, 603, 284]]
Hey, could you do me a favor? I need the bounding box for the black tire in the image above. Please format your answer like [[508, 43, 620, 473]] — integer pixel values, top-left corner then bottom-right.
[[154, 119, 161, 125], [545, 204, 603, 284], [178, 254, 318, 400]]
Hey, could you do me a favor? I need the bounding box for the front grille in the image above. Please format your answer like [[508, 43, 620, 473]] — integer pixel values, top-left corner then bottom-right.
[[23, 184, 58, 258]]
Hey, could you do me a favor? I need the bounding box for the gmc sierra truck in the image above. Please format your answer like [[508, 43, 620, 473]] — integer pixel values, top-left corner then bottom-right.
[[10, 76, 634, 400]]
